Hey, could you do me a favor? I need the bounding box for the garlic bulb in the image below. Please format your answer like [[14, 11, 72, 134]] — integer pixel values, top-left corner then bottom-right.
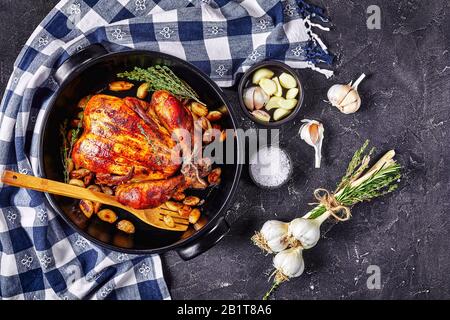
[[299, 119, 324, 168], [327, 73, 366, 114], [252, 220, 289, 253], [288, 215, 328, 249], [273, 247, 304, 282]]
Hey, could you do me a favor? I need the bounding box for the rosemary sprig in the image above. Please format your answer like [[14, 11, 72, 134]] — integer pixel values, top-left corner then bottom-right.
[[59, 120, 70, 183], [118, 65, 203, 103], [307, 141, 401, 220]]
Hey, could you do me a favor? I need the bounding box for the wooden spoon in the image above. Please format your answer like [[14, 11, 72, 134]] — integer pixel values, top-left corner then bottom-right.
[[1, 170, 188, 232]]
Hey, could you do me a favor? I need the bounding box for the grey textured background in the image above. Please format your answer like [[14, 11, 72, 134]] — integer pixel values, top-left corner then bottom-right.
[[1, 0, 449, 300]]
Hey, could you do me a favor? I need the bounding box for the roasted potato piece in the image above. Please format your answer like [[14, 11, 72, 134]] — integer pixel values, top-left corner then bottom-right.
[[183, 196, 201, 206], [208, 168, 222, 185], [79, 200, 94, 218], [68, 179, 85, 188], [97, 209, 118, 224], [189, 208, 201, 224], [206, 111, 222, 122], [109, 81, 134, 91], [163, 215, 175, 228], [191, 102, 208, 117], [178, 205, 192, 217], [137, 83, 149, 99], [117, 220, 136, 234], [165, 201, 183, 212]]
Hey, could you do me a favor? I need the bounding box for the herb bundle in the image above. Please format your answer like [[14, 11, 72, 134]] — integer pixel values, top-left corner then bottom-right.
[[118, 65, 202, 103], [252, 140, 402, 300]]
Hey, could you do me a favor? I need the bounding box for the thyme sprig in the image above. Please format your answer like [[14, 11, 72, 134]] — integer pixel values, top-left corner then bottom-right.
[[60, 114, 83, 183], [118, 65, 203, 103]]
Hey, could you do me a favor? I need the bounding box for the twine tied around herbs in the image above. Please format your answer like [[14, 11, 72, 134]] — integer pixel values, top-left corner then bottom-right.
[[310, 188, 351, 222]]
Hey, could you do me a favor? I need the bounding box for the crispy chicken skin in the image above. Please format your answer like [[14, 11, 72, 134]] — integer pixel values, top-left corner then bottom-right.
[[116, 175, 185, 209], [72, 91, 201, 209]]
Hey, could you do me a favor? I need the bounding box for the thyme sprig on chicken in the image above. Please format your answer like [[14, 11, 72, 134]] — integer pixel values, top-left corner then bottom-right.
[[118, 65, 203, 103]]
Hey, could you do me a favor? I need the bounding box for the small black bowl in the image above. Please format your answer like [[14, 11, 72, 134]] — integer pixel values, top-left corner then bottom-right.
[[238, 60, 304, 127]]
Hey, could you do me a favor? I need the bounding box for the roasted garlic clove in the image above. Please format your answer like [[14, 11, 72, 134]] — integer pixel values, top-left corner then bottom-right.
[[70, 168, 90, 180], [178, 205, 192, 217], [183, 196, 201, 206], [117, 220, 136, 234], [208, 168, 222, 185], [109, 81, 134, 91], [137, 83, 150, 99], [191, 102, 209, 117], [189, 208, 201, 224], [97, 209, 118, 224], [172, 192, 186, 201], [163, 215, 175, 228], [69, 179, 85, 188], [165, 201, 183, 212], [206, 111, 222, 122], [79, 200, 94, 218]]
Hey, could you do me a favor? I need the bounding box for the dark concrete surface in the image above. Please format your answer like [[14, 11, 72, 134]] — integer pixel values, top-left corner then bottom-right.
[[1, 0, 449, 300]]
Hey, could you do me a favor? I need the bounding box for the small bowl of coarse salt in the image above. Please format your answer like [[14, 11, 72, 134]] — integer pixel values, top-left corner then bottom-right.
[[249, 146, 293, 189]]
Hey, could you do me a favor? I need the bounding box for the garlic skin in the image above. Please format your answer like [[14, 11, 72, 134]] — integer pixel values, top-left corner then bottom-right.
[[273, 247, 304, 281], [288, 218, 322, 249], [299, 119, 324, 168], [260, 220, 289, 253], [327, 73, 366, 114]]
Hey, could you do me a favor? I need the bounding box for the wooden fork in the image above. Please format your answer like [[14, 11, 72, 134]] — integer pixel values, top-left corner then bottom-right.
[[1, 170, 188, 232]]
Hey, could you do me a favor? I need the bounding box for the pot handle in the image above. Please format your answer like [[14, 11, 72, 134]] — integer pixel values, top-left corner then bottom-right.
[[54, 44, 109, 85], [177, 217, 230, 261]]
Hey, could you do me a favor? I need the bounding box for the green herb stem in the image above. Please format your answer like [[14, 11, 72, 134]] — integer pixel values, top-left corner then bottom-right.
[[118, 65, 203, 103]]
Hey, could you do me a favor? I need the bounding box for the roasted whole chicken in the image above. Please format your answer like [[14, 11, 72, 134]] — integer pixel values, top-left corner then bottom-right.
[[72, 90, 211, 209]]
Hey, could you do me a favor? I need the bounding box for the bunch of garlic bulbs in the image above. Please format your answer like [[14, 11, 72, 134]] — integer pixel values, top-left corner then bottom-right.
[[252, 212, 330, 291]]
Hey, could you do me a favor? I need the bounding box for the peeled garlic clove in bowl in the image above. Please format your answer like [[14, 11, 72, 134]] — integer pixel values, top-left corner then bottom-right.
[[327, 73, 366, 114], [243, 86, 269, 111], [299, 119, 324, 168]]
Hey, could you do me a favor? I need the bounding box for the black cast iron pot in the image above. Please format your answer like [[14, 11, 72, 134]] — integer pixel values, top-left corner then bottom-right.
[[39, 44, 242, 260]]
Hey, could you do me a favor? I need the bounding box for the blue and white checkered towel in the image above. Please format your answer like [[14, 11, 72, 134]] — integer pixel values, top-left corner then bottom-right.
[[0, 0, 333, 300]]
